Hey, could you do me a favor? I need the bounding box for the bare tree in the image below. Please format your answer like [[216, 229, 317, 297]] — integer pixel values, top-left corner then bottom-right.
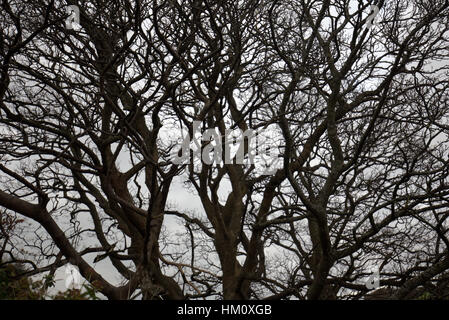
[[1, 0, 449, 300]]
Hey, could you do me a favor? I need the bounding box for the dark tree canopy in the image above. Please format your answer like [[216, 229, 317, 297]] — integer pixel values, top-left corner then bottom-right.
[[1, 0, 449, 300]]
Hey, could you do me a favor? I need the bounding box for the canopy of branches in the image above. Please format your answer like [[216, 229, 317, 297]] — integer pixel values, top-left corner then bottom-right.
[[1, 0, 449, 300]]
